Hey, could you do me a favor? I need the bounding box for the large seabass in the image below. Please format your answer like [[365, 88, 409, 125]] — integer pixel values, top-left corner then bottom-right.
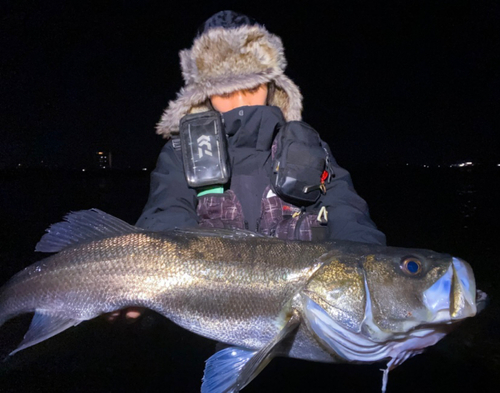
[[0, 209, 485, 392]]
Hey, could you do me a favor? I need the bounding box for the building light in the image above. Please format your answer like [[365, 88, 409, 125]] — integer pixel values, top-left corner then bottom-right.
[[95, 151, 112, 169]]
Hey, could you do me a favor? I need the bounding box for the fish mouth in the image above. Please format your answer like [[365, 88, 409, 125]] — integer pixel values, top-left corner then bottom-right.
[[423, 257, 480, 322]]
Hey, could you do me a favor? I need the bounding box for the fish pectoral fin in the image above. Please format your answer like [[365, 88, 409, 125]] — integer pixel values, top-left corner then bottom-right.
[[201, 310, 301, 393], [10, 310, 81, 356], [234, 310, 301, 388]]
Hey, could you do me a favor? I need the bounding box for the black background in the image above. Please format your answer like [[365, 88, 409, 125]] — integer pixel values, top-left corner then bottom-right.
[[1, 0, 498, 169]]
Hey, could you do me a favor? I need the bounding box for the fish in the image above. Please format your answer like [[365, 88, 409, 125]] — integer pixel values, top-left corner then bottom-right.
[[0, 209, 485, 392]]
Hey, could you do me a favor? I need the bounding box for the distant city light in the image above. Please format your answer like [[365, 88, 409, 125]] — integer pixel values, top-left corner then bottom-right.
[[142, 168, 148, 171], [82, 169, 86, 172], [451, 161, 474, 168]]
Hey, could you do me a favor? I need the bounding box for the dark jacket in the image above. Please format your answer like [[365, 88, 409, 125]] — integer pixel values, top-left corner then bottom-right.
[[136, 106, 386, 245]]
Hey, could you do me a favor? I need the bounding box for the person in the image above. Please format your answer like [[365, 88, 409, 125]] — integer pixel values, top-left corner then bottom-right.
[[136, 10, 386, 245], [109, 10, 385, 323]]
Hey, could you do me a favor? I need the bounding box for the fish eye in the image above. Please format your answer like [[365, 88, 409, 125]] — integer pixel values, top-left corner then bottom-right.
[[401, 257, 423, 275]]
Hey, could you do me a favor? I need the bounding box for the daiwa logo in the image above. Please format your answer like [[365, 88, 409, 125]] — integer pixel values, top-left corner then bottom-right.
[[197, 135, 213, 158]]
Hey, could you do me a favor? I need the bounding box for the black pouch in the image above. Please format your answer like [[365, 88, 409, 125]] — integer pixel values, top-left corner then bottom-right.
[[271, 121, 327, 206], [179, 111, 230, 188]]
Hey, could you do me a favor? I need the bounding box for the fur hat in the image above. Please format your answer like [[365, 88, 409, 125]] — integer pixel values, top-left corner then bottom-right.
[[156, 11, 303, 138]]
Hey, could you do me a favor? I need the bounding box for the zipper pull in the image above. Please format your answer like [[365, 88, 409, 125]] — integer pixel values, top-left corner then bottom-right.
[[303, 183, 326, 194], [303, 170, 329, 194], [317, 206, 328, 224]]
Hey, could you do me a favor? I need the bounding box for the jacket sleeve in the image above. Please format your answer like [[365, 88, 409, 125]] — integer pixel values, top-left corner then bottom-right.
[[135, 140, 199, 231], [320, 143, 386, 245]]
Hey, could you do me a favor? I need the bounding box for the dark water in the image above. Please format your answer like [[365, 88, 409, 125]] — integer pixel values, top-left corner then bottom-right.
[[0, 166, 498, 392]]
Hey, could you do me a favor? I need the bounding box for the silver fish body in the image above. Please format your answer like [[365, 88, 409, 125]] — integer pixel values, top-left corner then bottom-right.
[[0, 210, 483, 392]]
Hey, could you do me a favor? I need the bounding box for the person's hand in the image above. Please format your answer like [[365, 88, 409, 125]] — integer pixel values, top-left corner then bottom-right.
[[102, 307, 145, 323]]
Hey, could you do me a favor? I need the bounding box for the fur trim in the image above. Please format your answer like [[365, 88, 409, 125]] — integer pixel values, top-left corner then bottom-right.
[[157, 24, 302, 138]]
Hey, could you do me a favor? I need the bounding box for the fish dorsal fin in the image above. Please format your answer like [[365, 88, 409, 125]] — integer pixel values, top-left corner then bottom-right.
[[35, 209, 142, 253], [201, 310, 301, 393], [10, 310, 81, 356], [174, 227, 265, 239]]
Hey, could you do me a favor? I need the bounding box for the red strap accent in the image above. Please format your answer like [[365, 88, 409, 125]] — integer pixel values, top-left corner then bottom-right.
[[321, 170, 329, 183]]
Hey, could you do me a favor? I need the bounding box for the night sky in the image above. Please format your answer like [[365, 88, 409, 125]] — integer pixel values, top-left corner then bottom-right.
[[1, 0, 498, 170]]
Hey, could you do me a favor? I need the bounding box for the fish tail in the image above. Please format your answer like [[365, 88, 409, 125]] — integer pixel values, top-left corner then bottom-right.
[[0, 282, 83, 356], [0, 210, 148, 355]]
